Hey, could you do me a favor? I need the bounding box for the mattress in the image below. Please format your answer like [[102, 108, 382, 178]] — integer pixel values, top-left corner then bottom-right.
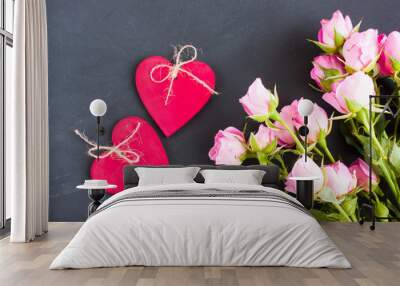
[[50, 183, 350, 269]]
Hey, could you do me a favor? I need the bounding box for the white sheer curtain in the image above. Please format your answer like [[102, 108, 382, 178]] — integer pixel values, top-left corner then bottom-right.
[[9, 0, 49, 242]]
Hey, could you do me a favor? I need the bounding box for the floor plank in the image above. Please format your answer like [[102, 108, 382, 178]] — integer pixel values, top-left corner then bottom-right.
[[0, 222, 399, 286]]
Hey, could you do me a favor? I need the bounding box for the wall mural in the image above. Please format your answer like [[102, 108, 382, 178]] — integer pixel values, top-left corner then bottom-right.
[[135, 45, 218, 137], [209, 10, 400, 222], [81, 45, 219, 193], [48, 1, 400, 222], [77, 116, 169, 194], [74, 11, 400, 221], [75, 45, 218, 193]]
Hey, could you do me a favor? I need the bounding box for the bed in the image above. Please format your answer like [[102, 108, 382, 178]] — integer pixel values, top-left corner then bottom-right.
[[50, 165, 350, 269]]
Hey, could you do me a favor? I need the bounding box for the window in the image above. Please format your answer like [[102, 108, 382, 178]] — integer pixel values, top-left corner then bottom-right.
[[0, 0, 14, 229]]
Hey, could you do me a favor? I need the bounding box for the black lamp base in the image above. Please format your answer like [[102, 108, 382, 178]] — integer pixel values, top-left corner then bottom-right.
[[87, 189, 105, 217], [296, 180, 314, 210]]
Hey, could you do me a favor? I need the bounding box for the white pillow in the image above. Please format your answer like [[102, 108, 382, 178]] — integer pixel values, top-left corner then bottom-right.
[[200, 169, 266, 185], [135, 167, 200, 186]]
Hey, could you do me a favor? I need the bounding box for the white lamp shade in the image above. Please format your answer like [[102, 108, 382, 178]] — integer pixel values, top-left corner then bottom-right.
[[89, 99, 107, 117], [298, 99, 314, 117]]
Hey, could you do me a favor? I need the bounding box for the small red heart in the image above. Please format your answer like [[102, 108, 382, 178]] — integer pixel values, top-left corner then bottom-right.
[[90, 116, 169, 194], [136, 55, 216, 137]]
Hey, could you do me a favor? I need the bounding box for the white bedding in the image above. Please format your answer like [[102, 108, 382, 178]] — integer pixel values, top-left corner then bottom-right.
[[50, 183, 351, 269]]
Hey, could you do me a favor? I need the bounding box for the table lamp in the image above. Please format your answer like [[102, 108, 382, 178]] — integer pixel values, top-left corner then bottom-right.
[[89, 99, 107, 160], [298, 99, 314, 162]]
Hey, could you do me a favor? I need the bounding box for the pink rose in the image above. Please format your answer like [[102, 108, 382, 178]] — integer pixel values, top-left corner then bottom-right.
[[310, 55, 346, 92], [342, 29, 384, 72], [285, 156, 324, 194], [323, 71, 375, 114], [209, 127, 247, 165], [274, 102, 296, 147], [349, 158, 378, 191], [307, 104, 330, 143], [239, 78, 278, 122], [317, 10, 353, 50], [323, 161, 357, 197], [378, 31, 400, 76], [252, 124, 275, 150]]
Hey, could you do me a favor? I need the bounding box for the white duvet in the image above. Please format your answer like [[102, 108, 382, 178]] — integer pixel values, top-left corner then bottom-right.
[[50, 183, 351, 269]]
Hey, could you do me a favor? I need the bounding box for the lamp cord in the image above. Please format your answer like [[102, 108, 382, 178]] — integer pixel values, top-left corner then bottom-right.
[[304, 116, 308, 162], [96, 116, 100, 160]]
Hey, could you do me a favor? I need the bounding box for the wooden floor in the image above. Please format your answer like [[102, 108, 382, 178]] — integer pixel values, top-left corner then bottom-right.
[[0, 223, 399, 286]]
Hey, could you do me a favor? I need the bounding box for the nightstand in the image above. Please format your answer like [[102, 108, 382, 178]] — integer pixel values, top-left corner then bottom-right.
[[288, 176, 320, 210], [77, 180, 117, 216]]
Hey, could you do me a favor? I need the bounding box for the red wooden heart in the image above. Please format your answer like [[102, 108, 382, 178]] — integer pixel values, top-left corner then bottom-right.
[[90, 116, 169, 194], [136, 56, 216, 137]]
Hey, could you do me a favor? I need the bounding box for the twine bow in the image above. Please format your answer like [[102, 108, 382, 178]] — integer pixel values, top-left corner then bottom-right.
[[74, 122, 142, 164], [149, 45, 219, 105]]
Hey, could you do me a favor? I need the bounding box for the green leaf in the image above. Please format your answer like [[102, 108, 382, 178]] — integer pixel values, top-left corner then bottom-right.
[[342, 196, 357, 218], [389, 143, 400, 174], [322, 67, 342, 79], [394, 71, 400, 86], [310, 209, 348, 222], [249, 133, 261, 152], [354, 107, 369, 125], [352, 20, 362, 33], [375, 200, 389, 221], [319, 80, 333, 92], [317, 187, 338, 204], [344, 64, 357, 74], [310, 209, 329, 221], [249, 115, 267, 123], [334, 28, 345, 47], [374, 117, 391, 139], [390, 56, 400, 72], [318, 66, 342, 91], [307, 39, 337, 53], [327, 212, 349, 222], [272, 85, 279, 108], [308, 83, 324, 92], [268, 110, 280, 122], [256, 152, 268, 165], [263, 139, 277, 154], [363, 53, 381, 73], [347, 98, 367, 114], [339, 121, 363, 154], [380, 137, 392, 155], [370, 64, 380, 78], [372, 186, 384, 197], [361, 137, 379, 164], [282, 149, 303, 156], [239, 152, 248, 162]]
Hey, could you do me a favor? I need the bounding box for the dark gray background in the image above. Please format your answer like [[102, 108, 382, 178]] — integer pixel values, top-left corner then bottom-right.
[[47, 0, 400, 221]]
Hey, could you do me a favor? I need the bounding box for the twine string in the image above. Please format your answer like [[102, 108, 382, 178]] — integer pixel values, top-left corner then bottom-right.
[[74, 122, 142, 164], [149, 44, 218, 105]]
